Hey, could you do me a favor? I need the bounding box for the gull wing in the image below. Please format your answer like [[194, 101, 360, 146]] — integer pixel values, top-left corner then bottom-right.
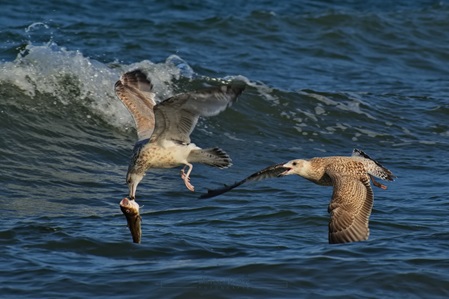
[[115, 70, 156, 141], [150, 84, 244, 145], [326, 161, 374, 244], [199, 162, 289, 199]]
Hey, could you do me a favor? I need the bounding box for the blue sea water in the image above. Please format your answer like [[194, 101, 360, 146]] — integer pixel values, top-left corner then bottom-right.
[[1, 0, 449, 298]]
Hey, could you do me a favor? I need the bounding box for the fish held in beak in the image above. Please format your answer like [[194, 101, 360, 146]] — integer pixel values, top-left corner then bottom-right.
[[120, 197, 141, 244]]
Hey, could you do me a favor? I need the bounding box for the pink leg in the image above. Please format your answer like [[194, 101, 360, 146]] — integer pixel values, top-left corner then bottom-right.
[[180, 163, 195, 192], [370, 175, 387, 190]]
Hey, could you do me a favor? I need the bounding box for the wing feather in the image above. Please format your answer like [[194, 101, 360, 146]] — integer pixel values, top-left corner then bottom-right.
[[326, 162, 374, 244], [199, 162, 289, 199], [151, 84, 244, 144], [114, 70, 156, 141]]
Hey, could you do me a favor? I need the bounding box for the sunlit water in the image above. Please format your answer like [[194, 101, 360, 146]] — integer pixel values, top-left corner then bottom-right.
[[1, 1, 449, 298]]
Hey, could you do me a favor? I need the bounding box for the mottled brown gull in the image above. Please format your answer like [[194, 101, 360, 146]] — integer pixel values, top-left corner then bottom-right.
[[200, 149, 395, 244], [115, 69, 244, 243], [116, 70, 244, 199]]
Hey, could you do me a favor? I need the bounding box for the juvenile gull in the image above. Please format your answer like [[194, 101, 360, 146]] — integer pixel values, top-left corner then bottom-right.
[[116, 70, 244, 198], [115, 69, 244, 242], [200, 149, 396, 244], [115, 69, 157, 243]]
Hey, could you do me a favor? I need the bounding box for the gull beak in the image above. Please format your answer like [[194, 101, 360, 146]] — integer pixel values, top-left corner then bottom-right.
[[127, 173, 142, 200], [279, 162, 293, 176], [120, 197, 141, 244], [128, 182, 137, 200]]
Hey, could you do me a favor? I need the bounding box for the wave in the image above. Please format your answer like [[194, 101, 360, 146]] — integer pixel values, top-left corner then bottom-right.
[[0, 42, 190, 129], [1, 40, 447, 154]]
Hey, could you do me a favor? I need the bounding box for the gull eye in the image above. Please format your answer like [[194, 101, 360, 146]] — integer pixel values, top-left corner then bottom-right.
[[292, 162, 297, 166]]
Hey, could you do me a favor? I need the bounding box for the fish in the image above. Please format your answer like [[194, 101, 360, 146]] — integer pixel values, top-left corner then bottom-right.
[[119, 197, 141, 244]]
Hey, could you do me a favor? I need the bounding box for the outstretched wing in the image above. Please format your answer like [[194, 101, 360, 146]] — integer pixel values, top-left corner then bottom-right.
[[199, 162, 289, 199], [326, 161, 374, 244], [115, 70, 156, 141], [150, 84, 244, 144]]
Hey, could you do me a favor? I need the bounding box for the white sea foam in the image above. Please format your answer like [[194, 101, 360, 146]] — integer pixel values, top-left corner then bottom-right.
[[0, 43, 190, 129], [299, 90, 377, 120]]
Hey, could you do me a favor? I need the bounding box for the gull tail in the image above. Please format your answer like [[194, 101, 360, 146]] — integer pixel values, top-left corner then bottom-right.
[[352, 149, 396, 181], [188, 147, 232, 169]]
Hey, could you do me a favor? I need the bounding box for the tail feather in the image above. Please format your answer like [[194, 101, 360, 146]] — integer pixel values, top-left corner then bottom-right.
[[352, 149, 396, 181], [188, 147, 232, 168]]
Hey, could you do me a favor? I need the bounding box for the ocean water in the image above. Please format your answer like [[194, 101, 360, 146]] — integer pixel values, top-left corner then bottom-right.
[[1, 0, 449, 298]]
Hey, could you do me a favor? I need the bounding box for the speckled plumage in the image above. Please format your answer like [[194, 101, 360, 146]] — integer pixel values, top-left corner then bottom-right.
[[201, 149, 395, 244], [300, 156, 378, 244], [115, 69, 244, 199]]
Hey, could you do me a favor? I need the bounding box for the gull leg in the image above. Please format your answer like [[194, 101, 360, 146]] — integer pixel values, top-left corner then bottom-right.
[[180, 163, 195, 192], [370, 175, 387, 190]]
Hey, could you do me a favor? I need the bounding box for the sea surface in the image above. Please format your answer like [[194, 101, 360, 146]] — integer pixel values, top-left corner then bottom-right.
[[1, 0, 449, 298]]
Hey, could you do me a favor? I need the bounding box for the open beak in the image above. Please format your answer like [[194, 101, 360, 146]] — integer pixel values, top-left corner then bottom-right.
[[120, 197, 141, 244], [278, 163, 292, 176]]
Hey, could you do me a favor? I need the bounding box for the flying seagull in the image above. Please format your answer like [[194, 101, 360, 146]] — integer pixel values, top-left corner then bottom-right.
[[200, 149, 395, 244], [115, 69, 244, 243]]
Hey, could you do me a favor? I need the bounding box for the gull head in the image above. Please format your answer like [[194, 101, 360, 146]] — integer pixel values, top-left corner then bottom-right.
[[127, 172, 144, 200], [281, 159, 309, 177]]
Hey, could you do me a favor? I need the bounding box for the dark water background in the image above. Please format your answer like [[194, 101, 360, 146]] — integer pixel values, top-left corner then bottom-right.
[[1, 0, 449, 298]]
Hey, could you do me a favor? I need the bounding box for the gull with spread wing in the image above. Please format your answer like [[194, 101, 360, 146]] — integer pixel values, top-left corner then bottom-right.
[[201, 149, 395, 244], [115, 69, 244, 243]]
